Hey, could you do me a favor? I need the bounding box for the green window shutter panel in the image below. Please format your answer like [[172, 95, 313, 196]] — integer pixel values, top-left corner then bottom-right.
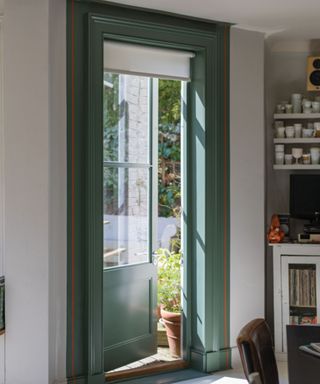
[[0, 276, 4, 331]]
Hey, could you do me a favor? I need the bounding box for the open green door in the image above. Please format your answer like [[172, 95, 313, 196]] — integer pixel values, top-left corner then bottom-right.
[[103, 73, 158, 371]]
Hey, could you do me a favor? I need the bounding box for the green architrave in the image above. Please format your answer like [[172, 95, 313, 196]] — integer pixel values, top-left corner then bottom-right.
[[67, 1, 230, 382]]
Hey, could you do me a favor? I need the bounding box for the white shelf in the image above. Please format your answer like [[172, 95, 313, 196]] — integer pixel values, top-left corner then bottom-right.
[[274, 113, 320, 119], [273, 164, 320, 170], [274, 138, 320, 144]]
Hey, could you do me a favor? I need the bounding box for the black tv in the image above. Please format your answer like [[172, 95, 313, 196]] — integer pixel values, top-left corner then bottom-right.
[[290, 174, 320, 222]]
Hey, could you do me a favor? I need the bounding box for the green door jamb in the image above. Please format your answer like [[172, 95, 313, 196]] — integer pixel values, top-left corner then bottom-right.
[[67, 1, 230, 382]]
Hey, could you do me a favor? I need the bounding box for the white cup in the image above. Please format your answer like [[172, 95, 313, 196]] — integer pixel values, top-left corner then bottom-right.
[[276, 127, 285, 138], [285, 104, 293, 114], [275, 152, 284, 165], [310, 147, 320, 164], [285, 126, 295, 138], [303, 100, 312, 108], [275, 144, 284, 152], [312, 101, 320, 113], [314, 122, 320, 130], [303, 128, 314, 138], [313, 102, 320, 113], [294, 123, 302, 138], [285, 154, 293, 164]]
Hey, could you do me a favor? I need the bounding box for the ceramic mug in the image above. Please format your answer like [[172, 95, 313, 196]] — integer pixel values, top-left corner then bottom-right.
[[302, 128, 314, 138], [312, 101, 320, 113], [303, 100, 312, 108], [276, 127, 285, 138], [285, 154, 293, 165], [285, 126, 295, 138], [285, 104, 293, 114]]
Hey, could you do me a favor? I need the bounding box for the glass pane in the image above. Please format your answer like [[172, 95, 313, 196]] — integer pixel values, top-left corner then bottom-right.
[[104, 72, 149, 164], [103, 166, 149, 268], [289, 263, 317, 324]]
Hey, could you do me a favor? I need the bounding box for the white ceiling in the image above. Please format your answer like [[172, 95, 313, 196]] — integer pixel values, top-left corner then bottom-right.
[[108, 0, 320, 40]]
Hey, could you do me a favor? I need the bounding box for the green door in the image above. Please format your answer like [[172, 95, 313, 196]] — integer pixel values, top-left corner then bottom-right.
[[103, 73, 158, 371]]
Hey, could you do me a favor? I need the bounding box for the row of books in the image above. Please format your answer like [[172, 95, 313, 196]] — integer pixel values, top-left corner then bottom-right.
[[289, 267, 317, 307], [290, 315, 317, 325]]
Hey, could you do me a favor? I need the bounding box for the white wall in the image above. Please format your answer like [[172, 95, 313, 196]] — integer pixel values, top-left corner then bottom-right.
[[3, 1, 66, 383], [229, 27, 265, 363], [48, 0, 66, 382]]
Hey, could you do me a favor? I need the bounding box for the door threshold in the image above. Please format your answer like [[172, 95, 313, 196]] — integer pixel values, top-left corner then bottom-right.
[[105, 360, 189, 382]]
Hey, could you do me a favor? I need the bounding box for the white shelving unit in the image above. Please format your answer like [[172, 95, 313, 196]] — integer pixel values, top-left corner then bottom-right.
[[273, 113, 320, 170], [274, 113, 320, 119], [274, 164, 320, 170], [274, 138, 320, 144]]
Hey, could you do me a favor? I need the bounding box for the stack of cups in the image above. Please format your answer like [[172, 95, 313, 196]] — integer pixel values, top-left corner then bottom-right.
[[291, 93, 302, 113], [294, 123, 302, 138], [275, 144, 284, 165]]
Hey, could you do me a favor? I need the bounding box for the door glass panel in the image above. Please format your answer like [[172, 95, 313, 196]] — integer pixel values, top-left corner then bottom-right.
[[103, 166, 149, 268], [289, 263, 317, 324], [104, 73, 149, 164]]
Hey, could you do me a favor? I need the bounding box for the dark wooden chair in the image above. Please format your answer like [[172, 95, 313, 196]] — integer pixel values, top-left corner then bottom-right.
[[237, 318, 279, 384]]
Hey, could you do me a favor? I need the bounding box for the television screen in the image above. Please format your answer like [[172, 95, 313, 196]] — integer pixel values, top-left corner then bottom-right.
[[290, 175, 320, 220]]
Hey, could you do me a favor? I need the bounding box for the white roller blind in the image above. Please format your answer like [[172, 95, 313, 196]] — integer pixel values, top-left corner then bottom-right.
[[104, 41, 194, 81]]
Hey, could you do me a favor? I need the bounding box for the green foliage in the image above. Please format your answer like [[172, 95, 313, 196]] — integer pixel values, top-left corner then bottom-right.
[[103, 73, 120, 162], [159, 80, 181, 127], [156, 238, 181, 313], [158, 80, 181, 218]]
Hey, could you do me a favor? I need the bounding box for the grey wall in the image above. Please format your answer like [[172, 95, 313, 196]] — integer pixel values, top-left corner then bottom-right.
[[265, 39, 320, 331], [230, 27, 265, 362]]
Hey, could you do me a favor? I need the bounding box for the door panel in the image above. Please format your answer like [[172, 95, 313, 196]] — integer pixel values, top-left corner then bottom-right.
[[103, 72, 157, 371], [103, 264, 157, 371]]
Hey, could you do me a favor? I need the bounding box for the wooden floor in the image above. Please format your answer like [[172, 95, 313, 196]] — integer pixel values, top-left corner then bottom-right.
[[108, 361, 289, 384], [106, 346, 184, 382]]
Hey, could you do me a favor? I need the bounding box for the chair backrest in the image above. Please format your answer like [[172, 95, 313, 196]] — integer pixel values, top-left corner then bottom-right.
[[237, 318, 279, 384]]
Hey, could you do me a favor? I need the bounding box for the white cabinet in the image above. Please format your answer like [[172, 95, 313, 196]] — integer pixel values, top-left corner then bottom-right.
[[272, 243, 320, 360]]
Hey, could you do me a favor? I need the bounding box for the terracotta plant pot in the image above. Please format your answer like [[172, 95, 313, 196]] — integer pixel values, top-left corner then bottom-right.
[[160, 308, 181, 357]]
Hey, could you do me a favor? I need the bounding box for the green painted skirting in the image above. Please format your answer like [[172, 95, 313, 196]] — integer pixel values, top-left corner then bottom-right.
[[191, 348, 233, 373], [67, 374, 105, 384]]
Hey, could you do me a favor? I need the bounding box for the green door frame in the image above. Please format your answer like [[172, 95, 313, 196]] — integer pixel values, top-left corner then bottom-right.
[[67, 1, 230, 383]]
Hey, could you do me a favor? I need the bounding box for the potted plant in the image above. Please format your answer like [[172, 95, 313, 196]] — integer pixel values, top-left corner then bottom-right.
[[156, 241, 182, 357]]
